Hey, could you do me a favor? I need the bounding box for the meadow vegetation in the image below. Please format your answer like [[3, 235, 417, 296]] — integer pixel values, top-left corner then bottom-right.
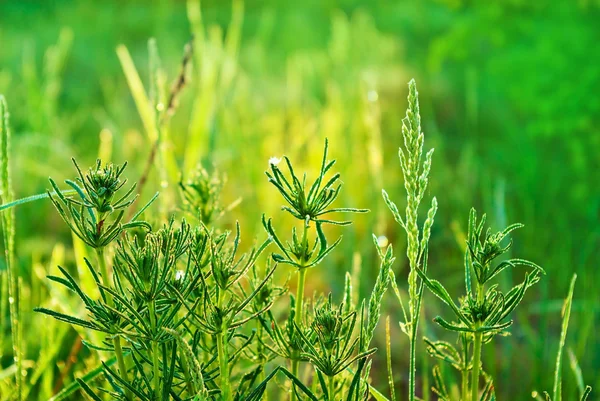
[[0, 1, 597, 400]]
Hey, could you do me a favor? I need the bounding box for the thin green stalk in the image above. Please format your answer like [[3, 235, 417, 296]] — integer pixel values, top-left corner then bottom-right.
[[409, 281, 426, 401], [552, 274, 577, 401], [149, 300, 161, 396], [96, 248, 113, 306], [291, 267, 307, 379], [291, 221, 309, 398], [112, 336, 130, 397], [96, 247, 131, 400], [0, 95, 21, 401], [217, 289, 231, 401], [409, 324, 417, 401], [257, 320, 268, 401], [462, 368, 469, 401], [471, 332, 483, 401], [470, 282, 485, 401], [385, 316, 396, 401], [328, 375, 335, 401]]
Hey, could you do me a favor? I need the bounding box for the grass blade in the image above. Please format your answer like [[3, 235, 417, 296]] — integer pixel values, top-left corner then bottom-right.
[[0, 95, 22, 401], [552, 274, 577, 401]]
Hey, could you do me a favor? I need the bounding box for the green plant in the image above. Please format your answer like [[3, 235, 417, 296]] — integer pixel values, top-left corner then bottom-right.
[[0, 71, 595, 401], [532, 274, 592, 401], [0, 94, 22, 401], [419, 208, 545, 400], [24, 132, 393, 401], [382, 79, 438, 401], [262, 138, 369, 395]]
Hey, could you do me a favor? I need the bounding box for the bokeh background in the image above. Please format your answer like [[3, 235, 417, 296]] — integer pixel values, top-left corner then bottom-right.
[[0, 0, 599, 399]]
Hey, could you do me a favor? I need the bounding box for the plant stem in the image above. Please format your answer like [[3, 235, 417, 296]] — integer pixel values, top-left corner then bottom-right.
[[217, 289, 231, 401], [291, 267, 307, 380], [409, 324, 417, 401], [112, 336, 131, 398], [409, 281, 426, 401], [291, 221, 309, 400], [96, 248, 113, 306], [96, 247, 131, 400], [257, 320, 268, 401], [328, 375, 335, 401], [149, 300, 161, 396], [471, 332, 483, 401], [462, 367, 469, 401]]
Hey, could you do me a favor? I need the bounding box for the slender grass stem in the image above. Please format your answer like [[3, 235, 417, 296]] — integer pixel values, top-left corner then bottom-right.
[[409, 323, 417, 401], [385, 316, 396, 401], [409, 284, 426, 401], [471, 332, 483, 401]]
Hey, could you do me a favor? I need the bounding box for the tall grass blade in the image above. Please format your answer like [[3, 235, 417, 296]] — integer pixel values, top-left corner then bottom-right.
[[552, 274, 577, 401], [116, 45, 157, 142], [385, 316, 396, 401], [567, 348, 585, 399], [0, 95, 22, 400]]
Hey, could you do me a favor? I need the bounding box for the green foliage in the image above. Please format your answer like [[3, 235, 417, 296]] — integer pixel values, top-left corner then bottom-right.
[[47, 159, 152, 249], [418, 208, 544, 400], [0, 2, 597, 397], [382, 79, 437, 401]]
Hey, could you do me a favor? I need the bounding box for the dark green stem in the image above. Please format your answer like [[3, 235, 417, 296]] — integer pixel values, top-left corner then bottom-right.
[[149, 300, 161, 396], [471, 331, 483, 401], [291, 268, 307, 386], [112, 336, 131, 399], [462, 367, 469, 401], [328, 375, 335, 401], [291, 221, 309, 399], [96, 247, 132, 400], [96, 248, 112, 306], [217, 290, 231, 401]]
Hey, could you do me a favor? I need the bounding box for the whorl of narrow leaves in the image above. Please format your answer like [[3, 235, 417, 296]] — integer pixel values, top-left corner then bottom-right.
[[295, 295, 375, 378], [179, 165, 230, 224], [266, 138, 368, 226], [417, 209, 544, 337], [47, 159, 155, 249]]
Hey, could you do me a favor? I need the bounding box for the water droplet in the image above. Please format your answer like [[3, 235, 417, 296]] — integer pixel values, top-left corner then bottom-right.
[[367, 90, 378, 102], [377, 235, 388, 248], [8, 297, 14, 304], [160, 180, 169, 189], [157, 103, 165, 111]]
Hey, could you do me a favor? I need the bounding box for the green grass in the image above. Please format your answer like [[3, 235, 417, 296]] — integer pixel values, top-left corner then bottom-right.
[[0, 0, 598, 400]]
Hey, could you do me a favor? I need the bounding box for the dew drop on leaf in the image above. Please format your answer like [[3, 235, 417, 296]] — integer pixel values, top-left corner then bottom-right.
[[377, 235, 388, 248]]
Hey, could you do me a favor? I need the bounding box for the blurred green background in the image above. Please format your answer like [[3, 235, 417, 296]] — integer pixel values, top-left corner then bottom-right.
[[0, 0, 599, 399]]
